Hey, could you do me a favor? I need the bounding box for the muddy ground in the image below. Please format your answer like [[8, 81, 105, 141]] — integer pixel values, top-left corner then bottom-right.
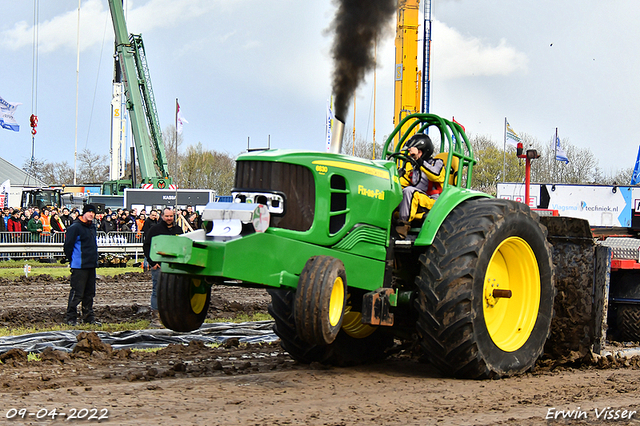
[[0, 271, 270, 328], [0, 272, 640, 425]]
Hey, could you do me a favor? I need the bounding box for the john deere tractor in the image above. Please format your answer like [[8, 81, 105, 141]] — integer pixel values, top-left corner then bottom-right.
[[150, 113, 555, 379]]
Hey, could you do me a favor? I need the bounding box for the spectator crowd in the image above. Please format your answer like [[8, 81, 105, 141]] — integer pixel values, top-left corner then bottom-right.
[[0, 205, 202, 241], [0, 204, 203, 327]]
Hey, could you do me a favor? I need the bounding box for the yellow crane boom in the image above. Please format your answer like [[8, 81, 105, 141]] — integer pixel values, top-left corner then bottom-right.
[[393, 0, 421, 147]]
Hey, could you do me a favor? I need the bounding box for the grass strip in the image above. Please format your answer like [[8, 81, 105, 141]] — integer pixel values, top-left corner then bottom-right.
[[0, 265, 143, 279], [0, 320, 152, 337], [205, 313, 272, 323]]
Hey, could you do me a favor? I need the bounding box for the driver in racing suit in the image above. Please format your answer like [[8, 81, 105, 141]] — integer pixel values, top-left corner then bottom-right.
[[396, 133, 445, 239]]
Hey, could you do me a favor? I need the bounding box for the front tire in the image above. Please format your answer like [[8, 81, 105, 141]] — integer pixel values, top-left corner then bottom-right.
[[294, 256, 347, 345], [158, 273, 211, 332], [416, 198, 554, 378], [268, 289, 392, 366]]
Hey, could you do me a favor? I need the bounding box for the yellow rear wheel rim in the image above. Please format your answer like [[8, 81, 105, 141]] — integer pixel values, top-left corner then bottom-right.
[[341, 306, 377, 338], [483, 237, 540, 352], [328, 276, 345, 327], [190, 278, 207, 314]]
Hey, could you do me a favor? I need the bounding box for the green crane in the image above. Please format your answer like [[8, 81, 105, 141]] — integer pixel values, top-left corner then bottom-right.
[[103, 0, 172, 195]]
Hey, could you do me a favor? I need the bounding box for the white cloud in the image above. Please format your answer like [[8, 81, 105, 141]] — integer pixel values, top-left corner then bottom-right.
[[432, 19, 528, 79], [1, 0, 106, 53], [241, 40, 261, 50], [125, 0, 222, 33], [0, 0, 228, 54]]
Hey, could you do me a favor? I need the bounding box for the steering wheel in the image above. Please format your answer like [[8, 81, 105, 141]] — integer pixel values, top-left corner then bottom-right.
[[388, 151, 422, 187]]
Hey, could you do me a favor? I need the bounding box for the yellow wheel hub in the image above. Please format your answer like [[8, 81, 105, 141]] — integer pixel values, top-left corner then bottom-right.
[[328, 277, 345, 327], [483, 237, 540, 352], [190, 278, 207, 314]]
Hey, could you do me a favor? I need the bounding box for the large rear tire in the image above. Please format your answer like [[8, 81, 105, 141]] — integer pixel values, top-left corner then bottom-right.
[[268, 288, 392, 366], [416, 198, 554, 378], [158, 273, 211, 332]]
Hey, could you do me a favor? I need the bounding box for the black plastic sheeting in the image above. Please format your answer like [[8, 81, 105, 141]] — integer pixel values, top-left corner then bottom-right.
[[0, 321, 278, 355]]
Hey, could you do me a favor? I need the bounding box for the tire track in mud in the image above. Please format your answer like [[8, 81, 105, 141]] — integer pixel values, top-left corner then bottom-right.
[[0, 332, 639, 426]]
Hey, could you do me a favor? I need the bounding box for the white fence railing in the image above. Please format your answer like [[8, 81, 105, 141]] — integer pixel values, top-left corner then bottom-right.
[[0, 231, 144, 260]]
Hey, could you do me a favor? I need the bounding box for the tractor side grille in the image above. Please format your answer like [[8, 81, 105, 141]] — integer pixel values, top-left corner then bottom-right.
[[234, 161, 315, 231], [329, 174, 348, 235]]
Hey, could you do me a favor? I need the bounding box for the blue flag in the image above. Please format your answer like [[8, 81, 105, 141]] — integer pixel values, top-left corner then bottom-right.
[[0, 96, 21, 132], [631, 146, 640, 185], [555, 136, 569, 164]]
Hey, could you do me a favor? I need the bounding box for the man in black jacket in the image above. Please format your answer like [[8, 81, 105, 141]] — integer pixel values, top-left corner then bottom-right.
[[141, 209, 159, 272], [143, 208, 183, 325], [63, 204, 99, 326], [141, 209, 159, 234]]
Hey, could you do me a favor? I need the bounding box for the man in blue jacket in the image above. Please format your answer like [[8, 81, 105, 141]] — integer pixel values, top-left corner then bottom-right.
[[63, 204, 99, 326]]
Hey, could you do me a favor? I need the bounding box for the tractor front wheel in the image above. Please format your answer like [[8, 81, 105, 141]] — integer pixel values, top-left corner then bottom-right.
[[416, 198, 554, 378], [157, 272, 211, 332], [294, 256, 347, 346], [268, 288, 392, 366]]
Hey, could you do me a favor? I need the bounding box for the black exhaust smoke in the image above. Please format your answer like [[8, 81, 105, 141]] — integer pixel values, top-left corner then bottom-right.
[[330, 0, 396, 121]]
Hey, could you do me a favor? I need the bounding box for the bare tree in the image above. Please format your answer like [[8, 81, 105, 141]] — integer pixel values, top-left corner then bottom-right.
[[162, 124, 184, 180], [21, 158, 48, 183], [529, 136, 597, 184], [340, 127, 385, 160], [52, 162, 75, 185], [469, 134, 524, 195], [77, 149, 109, 183], [179, 143, 236, 195], [612, 168, 634, 185], [594, 167, 634, 185], [22, 158, 75, 185]]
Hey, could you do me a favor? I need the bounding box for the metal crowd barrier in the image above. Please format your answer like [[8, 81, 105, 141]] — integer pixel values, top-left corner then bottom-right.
[[0, 231, 67, 244], [0, 231, 144, 260]]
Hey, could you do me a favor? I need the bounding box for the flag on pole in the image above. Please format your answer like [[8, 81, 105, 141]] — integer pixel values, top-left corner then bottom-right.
[[505, 121, 521, 147], [631, 146, 640, 185], [326, 99, 334, 152], [555, 135, 569, 164], [176, 101, 188, 135], [0, 96, 21, 132]]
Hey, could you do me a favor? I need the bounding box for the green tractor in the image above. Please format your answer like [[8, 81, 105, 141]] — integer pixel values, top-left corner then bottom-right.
[[150, 113, 555, 379]]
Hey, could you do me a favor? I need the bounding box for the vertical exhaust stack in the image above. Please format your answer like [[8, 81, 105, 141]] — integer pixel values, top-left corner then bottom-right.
[[329, 117, 345, 154]]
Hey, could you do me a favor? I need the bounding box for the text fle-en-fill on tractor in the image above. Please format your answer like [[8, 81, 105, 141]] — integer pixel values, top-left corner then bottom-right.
[[151, 113, 561, 379]]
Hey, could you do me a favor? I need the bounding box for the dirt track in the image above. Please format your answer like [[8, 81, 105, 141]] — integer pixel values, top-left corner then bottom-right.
[[0, 271, 270, 327], [0, 272, 640, 425]]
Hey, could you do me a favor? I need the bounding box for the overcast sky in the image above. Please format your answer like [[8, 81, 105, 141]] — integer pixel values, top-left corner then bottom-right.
[[0, 0, 637, 182]]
